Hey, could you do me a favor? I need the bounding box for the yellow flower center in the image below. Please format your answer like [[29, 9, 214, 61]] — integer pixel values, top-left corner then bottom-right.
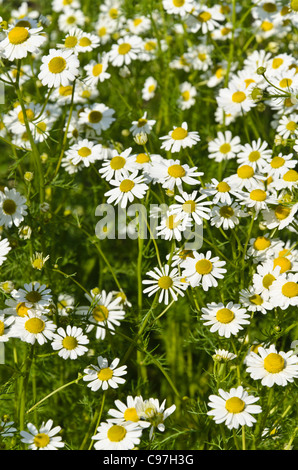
[[285, 121, 297, 132], [33, 433, 50, 448], [48, 57, 67, 74], [16, 302, 30, 317], [225, 397, 245, 413], [119, 179, 135, 193], [262, 273, 276, 289], [216, 181, 230, 192], [118, 43, 131, 55], [158, 275, 173, 289], [166, 214, 181, 230], [18, 108, 35, 123], [92, 305, 109, 322], [109, 8, 119, 19], [232, 91, 246, 103], [144, 40, 157, 51], [264, 353, 285, 373], [136, 153, 150, 164], [273, 256, 291, 274], [249, 189, 267, 201], [182, 199, 196, 213], [78, 146, 91, 158], [0, 321, 4, 336], [25, 290, 42, 303], [182, 90, 190, 101], [107, 425, 127, 442], [261, 20, 273, 31], [248, 151, 261, 162], [195, 259, 213, 275], [92, 64, 103, 76], [244, 78, 255, 88], [253, 236, 271, 251], [2, 199, 17, 215], [79, 37, 91, 47], [219, 206, 234, 218], [98, 27, 107, 37], [88, 110, 102, 123], [110, 156, 126, 170], [219, 143, 231, 154], [291, 0, 298, 11], [97, 367, 113, 381], [274, 205, 291, 220], [216, 308, 235, 324], [198, 11, 212, 22], [137, 118, 148, 127], [124, 407, 139, 422], [281, 281, 298, 298], [24, 317, 45, 334], [171, 127, 188, 140], [173, 0, 185, 6], [237, 165, 254, 179], [270, 156, 285, 168], [64, 36, 78, 48], [168, 164, 186, 178], [62, 336, 78, 350], [249, 294, 263, 305], [279, 78, 293, 89], [8, 26, 29, 45], [263, 2, 277, 12], [283, 169, 298, 182], [59, 85, 73, 96]]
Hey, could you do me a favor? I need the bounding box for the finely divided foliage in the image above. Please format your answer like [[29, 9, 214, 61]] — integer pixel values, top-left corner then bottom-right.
[[0, 0, 297, 452]]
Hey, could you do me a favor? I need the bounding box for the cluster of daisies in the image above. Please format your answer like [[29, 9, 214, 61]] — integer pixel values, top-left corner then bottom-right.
[[0, 0, 297, 450]]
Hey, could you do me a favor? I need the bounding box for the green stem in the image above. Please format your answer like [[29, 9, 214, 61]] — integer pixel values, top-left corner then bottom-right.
[[88, 392, 106, 450]]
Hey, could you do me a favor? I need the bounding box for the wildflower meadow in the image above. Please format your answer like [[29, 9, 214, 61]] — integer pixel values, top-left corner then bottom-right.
[[0, 0, 297, 453]]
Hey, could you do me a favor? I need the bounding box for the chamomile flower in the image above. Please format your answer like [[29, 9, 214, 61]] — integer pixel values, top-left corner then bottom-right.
[[38, 48, 80, 88], [252, 260, 282, 300], [261, 203, 298, 230], [57, 27, 84, 54], [226, 164, 266, 190], [0, 187, 27, 228], [77, 290, 125, 340], [177, 81, 197, 110], [0, 24, 46, 61], [75, 31, 100, 53], [57, 293, 75, 316], [108, 34, 143, 67], [107, 396, 151, 428], [246, 233, 279, 262], [276, 114, 298, 139], [142, 76, 158, 100], [181, 250, 227, 290], [245, 344, 298, 387], [239, 287, 274, 314], [51, 325, 89, 360], [83, 55, 110, 86], [78, 103, 115, 136], [159, 122, 201, 153], [217, 79, 256, 116], [207, 386, 262, 429], [92, 421, 143, 450], [269, 273, 298, 309], [189, 6, 225, 34], [170, 190, 212, 225], [58, 7, 85, 32], [201, 301, 250, 338], [20, 420, 64, 450], [83, 356, 127, 391], [210, 201, 248, 230], [105, 171, 148, 209], [236, 138, 272, 171], [156, 210, 192, 242], [99, 147, 137, 181], [52, 0, 81, 13], [148, 158, 203, 192], [270, 241, 298, 274], [130, 112, 156, 136], [162, 0, 194, 17], [142, 264, 187, 305], [236, 187, 278, 215], [65, 139, 103, 167], [271, 169, 298, 191], [213, 349, 237, 363], [31, 252, 50, 271], [208, 130, 241, 162], [0, 237, 11, 266], [0, 313, 15, 342], [135, 397, 176, 438], [11, 282, 52, 310], [200, 178, 243, 205], [11, 311, 56, 345]]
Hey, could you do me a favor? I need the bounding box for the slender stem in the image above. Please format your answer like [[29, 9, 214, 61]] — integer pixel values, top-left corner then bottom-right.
[[88, 392, 106, 450]]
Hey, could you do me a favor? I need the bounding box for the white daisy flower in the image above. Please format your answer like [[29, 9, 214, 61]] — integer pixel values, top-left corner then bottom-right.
[[208, 131, 241, 162], [83, 55, 110, 86], [170, 190, 212, 225], [148, 158, 203, 192], [57, 293, 75, 316], [58, 7, 85, 32], [246, 344, 298, 387], [98, 147, 137, 182], [236, 138, 272, 171], [200, 178, 243, 205], [217, 79, 256, 116], [188, 6, 225, 34], [201, 301, 250, 338], [155, 210, 192, 242], [213, 349, 237, 362], [127, 15, 152, 35], [20, 419, 64, 450], [11, 282, 52, 310], [76, 31, 100, 53], [181, 250, 227, 290], [0, 24, 46, 61], [159, 122, 201, 153], [76, 289, 125, 340], [239, 287, 274, 314], [210, 201, 248, 230], [38, 48, 80, 88], [271, 169, 298, 191], [107, 395, 151, 428], [11, 311, 56, 345], [135, 397, 176, 438], [177, 81, 197, 110], [52, 0, 81, 13], [270, 241, 298, 274], [246, 233, 279, 263], [51, 325, 89, 360], [142, 264, 187, 305], [261, 203, 298, 230], [57, 27, 84, 54], [0, 187, 27, 228], [104, 171, 149, 209], [236, 187, 278, 215], [276, 114, 298, 139], [108, 34, 143, 67], [78, 103, 115, 136], [162, 0, 194, 17], [92, 420, 143, 450], [0, 313, 15, 342], [165, 248, 196, 267], [142, 76, 158, 100], [226, 164, 266, 190], [65, 139, 103, 167], [207, 386, 262, 429], [269, 273, 298, 310], [130, 112, 156, 136], [0, 238, 11, 266], [4, 103, 46, 136], [83, 356, 127, 391], [252, 260, 282, 300], [263, 153, 296, 179]]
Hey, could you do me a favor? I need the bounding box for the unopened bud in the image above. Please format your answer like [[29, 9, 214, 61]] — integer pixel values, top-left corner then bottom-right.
[[257, 66, 266, 75], [134, 132, 148, 145]]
